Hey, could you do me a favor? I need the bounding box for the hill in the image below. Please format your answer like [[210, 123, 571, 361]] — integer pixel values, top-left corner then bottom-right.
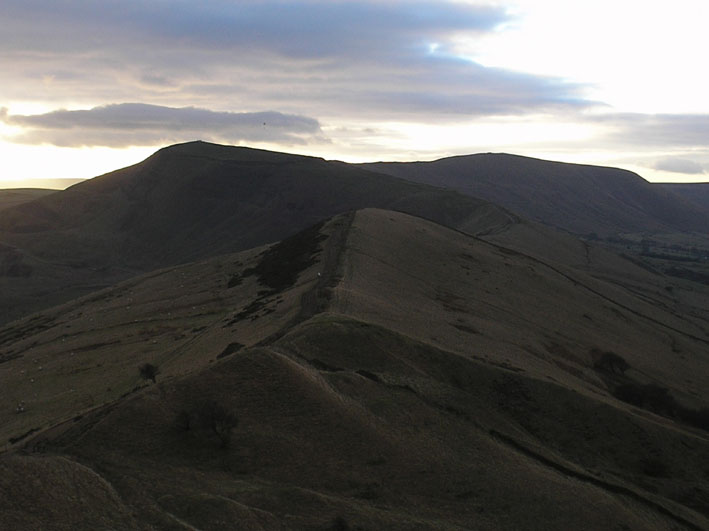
[[6, 143, 707, 327], [0, 179, 85, 190], [364, 153, 709, 236], [0, 188, 56, 212], [0, 141, 515, 325], [659, 182, 709, 212], [2, 209, 709, 530]]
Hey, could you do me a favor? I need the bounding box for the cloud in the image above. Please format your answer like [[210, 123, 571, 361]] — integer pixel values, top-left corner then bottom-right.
[[590, 113, 709, 148], [0, 104, 325, 147], [0, 1, 592, 122], [653, 157, 705, 175], [0, 1, 510, 57]]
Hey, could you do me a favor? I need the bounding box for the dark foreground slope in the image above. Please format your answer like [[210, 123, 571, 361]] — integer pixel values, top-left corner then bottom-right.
[[365, 154, 709, 236], [0, 141, 514, 325], [2, 210, 709, 530]]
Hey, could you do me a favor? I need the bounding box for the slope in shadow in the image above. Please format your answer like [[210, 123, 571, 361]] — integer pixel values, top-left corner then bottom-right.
[[0, 141, 515, 325], [2, 209, 709, 530]]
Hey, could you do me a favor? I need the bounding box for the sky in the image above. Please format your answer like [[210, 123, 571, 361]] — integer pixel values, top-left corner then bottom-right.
[[1, 0, 708, 188]]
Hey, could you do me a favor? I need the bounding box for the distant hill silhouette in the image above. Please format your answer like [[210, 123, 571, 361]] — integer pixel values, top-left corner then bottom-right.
[[364, 153, 709, 235], [0, 141, 514, 324], [5, 142, 709, 326], [0, 142, 518, 268], [0, 189, 56, 212], [0, 178, 85, 190]]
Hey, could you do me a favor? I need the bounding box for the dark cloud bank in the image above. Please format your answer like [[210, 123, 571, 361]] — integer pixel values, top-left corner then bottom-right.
[[0, 0, 590, 122], [0, 104, 324, 147]]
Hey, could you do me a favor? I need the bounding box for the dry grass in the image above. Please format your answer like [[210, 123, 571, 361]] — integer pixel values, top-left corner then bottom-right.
[[2, 209, 709, 530]]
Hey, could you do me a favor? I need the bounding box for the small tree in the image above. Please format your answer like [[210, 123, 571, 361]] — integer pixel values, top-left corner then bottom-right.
[[139, 362, 159, 383]]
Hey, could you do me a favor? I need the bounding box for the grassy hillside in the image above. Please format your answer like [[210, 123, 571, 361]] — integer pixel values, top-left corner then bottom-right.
[[364, 154, 709, 236], [0, 142, 515, 326], [0, 142, 512, 268], [2, 209, 708, 530], [659, 183, 709, 212]]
